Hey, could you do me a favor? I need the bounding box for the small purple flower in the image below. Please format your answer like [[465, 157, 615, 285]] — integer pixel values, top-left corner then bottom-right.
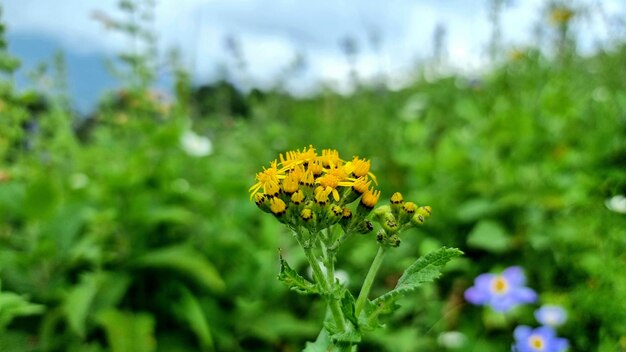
[[512, 325, 569, 352], [535, 305, 567, 327], [464, 266, 537, 312]]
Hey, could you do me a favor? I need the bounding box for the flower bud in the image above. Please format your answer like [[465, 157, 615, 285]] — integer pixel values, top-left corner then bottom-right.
[[254, 193, 271, 213], [299, 207, 317, 231], [290, 190, 305, 205], [390, 192, 404, 218], [382, 218, 399, 234], [282, 172, 300, 195], [417, 205, 432, 218], [388, 234, 401, 247], [376, 229, 386, 243], [357, 187, 381, 217], [356, 219, 374, 234], [269, 197, 287, 217], [398, 201, 417, 225], [327, 205, 343, 225], [373, 205, 391, 219]]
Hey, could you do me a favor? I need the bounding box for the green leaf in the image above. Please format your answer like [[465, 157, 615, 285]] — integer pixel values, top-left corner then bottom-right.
[[340, 289, 359, 329], [466, 220, 511, 253], [64, 272, 131, 338], [133, 245, 225, 293], [0, 281, 45, 330], [303, 329, 331, 352], [366, 247, 462, 324], [278, 252, 320, 295], [172, 286, 215, 351], [96, 310, 156, 352]]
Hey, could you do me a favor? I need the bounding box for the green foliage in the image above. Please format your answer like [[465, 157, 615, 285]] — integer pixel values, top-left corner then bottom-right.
[[364, 248, 463, 329], [278, 252, 320, 295], [0, 280, 44, 331], [0, 4, 625, 350], [96, 310, 156, 352]]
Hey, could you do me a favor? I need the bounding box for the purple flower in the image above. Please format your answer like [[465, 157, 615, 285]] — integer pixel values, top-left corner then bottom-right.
[[464, 266, 537, 312], [535, 305, 567, 327], [512, 325, 569, 352]]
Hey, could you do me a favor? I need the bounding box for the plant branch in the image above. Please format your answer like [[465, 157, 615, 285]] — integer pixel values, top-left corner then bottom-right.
[[355, 245, 387, 316]]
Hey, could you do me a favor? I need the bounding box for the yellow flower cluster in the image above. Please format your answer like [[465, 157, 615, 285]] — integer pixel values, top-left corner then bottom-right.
[[250, 145, 380, 233]]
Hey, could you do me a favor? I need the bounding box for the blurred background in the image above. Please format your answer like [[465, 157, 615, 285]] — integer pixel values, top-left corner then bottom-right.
[[1, 0, 626, 351]]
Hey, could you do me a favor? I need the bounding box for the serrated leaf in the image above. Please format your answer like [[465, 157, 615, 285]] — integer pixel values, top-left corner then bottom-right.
[[133, 245, 225, 293], [340, 289, 359, 329], [278, 252, 320, 295], [331, 329, 361, 344], [303, 329, 331, 352], [367, 247, 462, 324]]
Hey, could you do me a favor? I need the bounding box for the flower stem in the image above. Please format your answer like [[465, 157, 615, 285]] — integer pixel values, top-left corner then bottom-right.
[[355, 245, 387, 316], [303, 245, 347, 333]]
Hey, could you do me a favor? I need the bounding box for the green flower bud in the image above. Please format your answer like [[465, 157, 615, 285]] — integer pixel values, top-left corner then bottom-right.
[[382, 218, 399, 234], [398, 201, 417, 225], [326, 205, 343, 225], [376, 229, 386, 243], [356, 219, 374, 234], [388, 234, 401, 247]]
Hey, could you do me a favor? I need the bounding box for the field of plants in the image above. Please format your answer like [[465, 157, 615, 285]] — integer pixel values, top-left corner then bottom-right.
[[1, 2, 626, 352]]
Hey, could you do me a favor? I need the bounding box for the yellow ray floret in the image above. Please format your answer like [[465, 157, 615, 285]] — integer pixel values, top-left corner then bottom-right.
[[249, 160, 284, 199]]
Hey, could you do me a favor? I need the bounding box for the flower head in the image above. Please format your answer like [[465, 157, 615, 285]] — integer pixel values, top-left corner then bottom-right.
[[513, 326, 568, 352], [250, 146, 379, 231], [464, 266, 537, 312], [535, 305, 567, 328]]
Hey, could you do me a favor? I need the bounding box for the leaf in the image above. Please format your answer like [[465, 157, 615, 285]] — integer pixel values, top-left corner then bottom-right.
[[466, 220, 510, 253], [96, 310, 156, 352], [172, 286, 214, 351], [64, 272, 131, 338], [278, 252, 320, 295], [64, 273, 99, 338], [340, 289, 359, 329], [303, 329, 331, 352], [0, 282, 45, 330], [331, 329, 361, 344], [133, 245, 225, 293], [366, 247, 462, 325]]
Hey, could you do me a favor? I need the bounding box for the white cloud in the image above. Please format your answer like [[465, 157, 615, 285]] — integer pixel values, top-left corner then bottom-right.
[[3, 0, 625, 94]]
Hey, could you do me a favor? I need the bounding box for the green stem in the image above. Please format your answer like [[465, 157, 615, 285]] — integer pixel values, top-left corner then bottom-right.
[[303, 244, 347, 333], [355, 245, 387, 316]]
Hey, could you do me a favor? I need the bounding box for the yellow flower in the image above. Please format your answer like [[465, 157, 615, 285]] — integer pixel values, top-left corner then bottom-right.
[[249, 160, 283, 199], [269, 197, 287, 216], [282, 172, 300, 194], [320, 149, 342, 167], [352, 177, 371, 195], [361, 188, 381, 209], [279, 145, 317, 171]]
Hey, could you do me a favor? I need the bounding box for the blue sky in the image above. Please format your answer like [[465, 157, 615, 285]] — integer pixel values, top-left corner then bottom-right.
[[3, 0, 624, 112]]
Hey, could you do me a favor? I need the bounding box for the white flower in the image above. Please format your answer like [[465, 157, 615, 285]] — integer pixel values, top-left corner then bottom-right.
[[437, 331, 467, 349], [605, 195, 626, 214], [535, 305, 567, 327], [180, 130, 213, 157]]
